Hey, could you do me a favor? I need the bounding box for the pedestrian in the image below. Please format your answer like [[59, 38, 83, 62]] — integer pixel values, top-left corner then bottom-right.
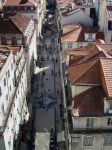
[[52, 57, 54, 61], [43, 71, 45, 76], [47, 55, 49, 59], [56, 58, 58, 63], [51, 70, 54, 75]]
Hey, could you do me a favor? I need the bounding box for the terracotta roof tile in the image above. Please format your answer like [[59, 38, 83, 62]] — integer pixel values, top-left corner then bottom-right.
[[0, 45, 21, 54], [11, 13, 31, 34], [5, 0, 36, 6], [68, 58, 99, 84], [71, 86, 105, 117], [65, 44, 99, 56], [61, 25, 84, 42], [68, 51, 105, 84], [0, 13, 31, 35], [61, 25, 104, 42], [62, 24, 82, 34], [96, 44, 112, 58], [100, 58, 112, 99]]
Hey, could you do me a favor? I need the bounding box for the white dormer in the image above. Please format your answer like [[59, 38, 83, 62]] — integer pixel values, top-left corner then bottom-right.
[[16, 35, 22, 45], [6, 35, 12, 45], [84, 33, 96, 42], [104, 98, 112, 114]]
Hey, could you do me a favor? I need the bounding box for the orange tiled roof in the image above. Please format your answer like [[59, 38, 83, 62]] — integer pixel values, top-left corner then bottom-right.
[[71, 86, 105, 117], [61, 25, 84, 42], [4, 0, 36, 6], [61, 25, 104, 42], [65, 44, 99, 56], [62, 24, 82, 34], [68, 51, 105, 84], [11, 13, 31, 34], [0, 13, 31, 35], [0, 45, 21, 54], [96, 44, 112, 57], [68, 58, 99, 84], [100, 58, 112, 99]]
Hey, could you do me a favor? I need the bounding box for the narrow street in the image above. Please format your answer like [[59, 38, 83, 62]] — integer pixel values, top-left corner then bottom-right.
[[30, 14, 64, 150]]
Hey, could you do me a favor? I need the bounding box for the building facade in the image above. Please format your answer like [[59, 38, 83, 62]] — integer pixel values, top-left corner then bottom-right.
[[66, 44, 112, 150], [0, 46, 29, 150], [61, 24, 104, 50]]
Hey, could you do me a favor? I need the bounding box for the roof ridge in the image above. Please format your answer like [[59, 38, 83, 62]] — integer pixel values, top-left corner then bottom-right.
[[62, 25, 82, 37], [69, 52, 100, 67]]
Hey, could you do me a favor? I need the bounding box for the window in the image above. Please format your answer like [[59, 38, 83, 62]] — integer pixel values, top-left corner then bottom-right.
[[70, 56, 75, 60], [8, 70, 10, 77], [4, 78, 6, 86], [6, 36, 12, 45], [0, 87, 2, 97], [88, 33, 92, 40], [86, 118, 94, 128], [107, 118, 112, 125], [62, 43, 65, 49], [108, 21, 112, 31], [6, 94, 8, 100], [77, 43, 82, 48], [68, 43, 73, 48], [83, 136, 94, 146], [16, 35, 22, 45], [103, 136, 112, 146], [13, 78, 15, 86], [11, 64, 13, 70], [10, 85, 11, 91], [1, 104, 5, 114]]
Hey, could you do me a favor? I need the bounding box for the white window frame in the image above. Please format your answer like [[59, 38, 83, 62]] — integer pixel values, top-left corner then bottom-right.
[[77, 43, 82, 48], [107, 118, 112, 126], [86, 118, 94, 128], [16, 35, 22, 45], [103, 136, 112, 146], [0, 87, 2, 97], [88, 33, 92, 39], [4, 78, 6, 86], [67, 42, 73, 48], [6, 35, 12, 45], [83, 136, 94, 146]]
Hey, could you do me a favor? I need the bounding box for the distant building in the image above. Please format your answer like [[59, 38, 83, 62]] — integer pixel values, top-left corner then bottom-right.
[[56, 0, 93, 27], [3, 0, 46, 37], [99, 0, 112, 43], [0, 12, 37, 92], [0, 46, 28, 150]]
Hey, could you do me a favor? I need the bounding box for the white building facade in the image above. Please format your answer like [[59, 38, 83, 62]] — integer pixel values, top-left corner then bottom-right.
[[0, 46, 29, 150]]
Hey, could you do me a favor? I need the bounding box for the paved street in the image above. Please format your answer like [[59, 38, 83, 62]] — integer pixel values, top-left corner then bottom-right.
[[31, 23, 63, 150]]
